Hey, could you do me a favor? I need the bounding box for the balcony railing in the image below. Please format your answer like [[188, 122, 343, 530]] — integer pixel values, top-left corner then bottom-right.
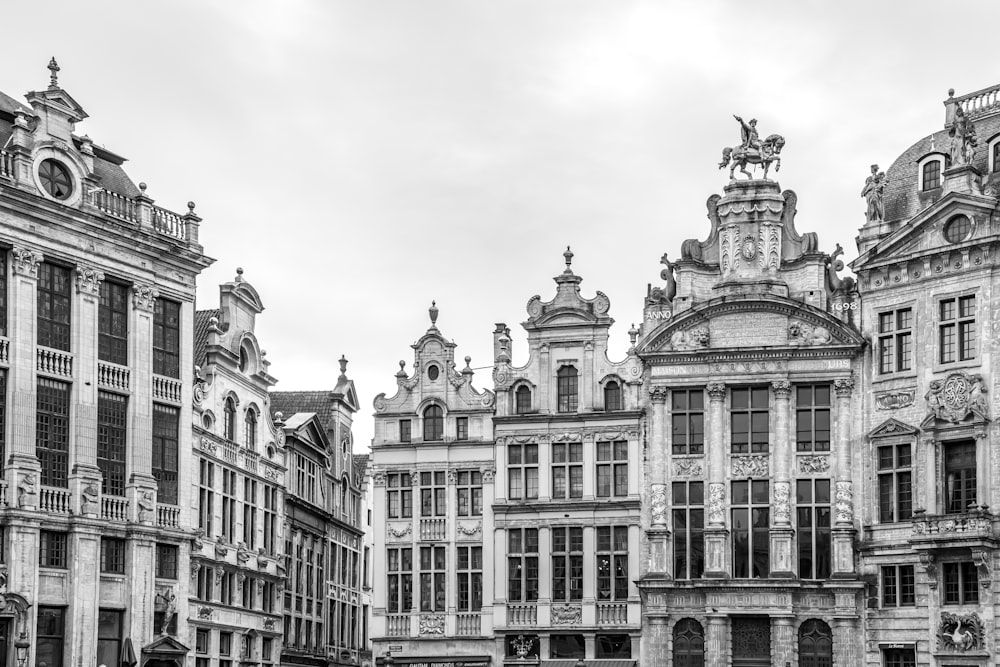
[[101, 496, 129, 522], [956, 83, 1000, 119], [597, 602, 628, 625], [93, 188, 138, 223], [419, 518, 446, 541], [0, 481, 7, 507], [0, 151, 12, 179], [87, 187, 196, 244], [98, 362, 130, 392], [507, 605, 537, 626], [37, 347, 73, 378], [244, 449, 259, 474], [39, 486, 72, 514], [911, 510, 996, 546], [152, 375, 182, 404], [157, 504, 180, 528], [0, 338, 8, 365], [386, 614, 410, 637], [456, 613, 481, 636], [221, 441, 239, 464]]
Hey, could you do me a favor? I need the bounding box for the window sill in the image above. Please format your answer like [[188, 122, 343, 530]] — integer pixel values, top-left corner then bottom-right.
[[932, 358, 980, 375]]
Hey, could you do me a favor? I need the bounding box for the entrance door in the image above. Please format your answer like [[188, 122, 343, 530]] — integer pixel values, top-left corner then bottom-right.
[[731, 616, 771, 667]]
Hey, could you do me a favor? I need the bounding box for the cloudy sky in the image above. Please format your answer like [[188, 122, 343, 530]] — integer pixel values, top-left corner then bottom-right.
[[4, 1, 999, 447]]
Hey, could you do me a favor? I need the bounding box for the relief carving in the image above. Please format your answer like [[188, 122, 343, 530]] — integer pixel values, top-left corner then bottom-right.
[[875, 390, 914, 410], [938, 611, 985, 652], [132, 283, 158, 312], [833, 377, 855, 397], [387, 523, 412, 539], [671, 326, 710, 351], [773, 481, 790, 523], [457, 521, 482, 536], [480, 466, 496, 482], [834, 481, 853, 523], [75, 265, 105, 295], [707, 483, 725, 524], [798, 455, 830, 474], [731, 455, 769, 478], [650, 484, 667, 525], [673, 459, 703, 477], [551, 605, 582, 625], [11, 246, 43, 277], [418, 614, 445, 635], [926, 372, 989, 423], [788, 321, 832, 346]]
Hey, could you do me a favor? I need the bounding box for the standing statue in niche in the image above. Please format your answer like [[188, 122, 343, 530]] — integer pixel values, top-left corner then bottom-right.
[[950, 106, 978, 166], [861, 164, 886, 222]]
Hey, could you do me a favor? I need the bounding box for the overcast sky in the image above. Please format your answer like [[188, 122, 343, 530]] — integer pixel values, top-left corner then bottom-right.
[[5, 1, 999, 449]]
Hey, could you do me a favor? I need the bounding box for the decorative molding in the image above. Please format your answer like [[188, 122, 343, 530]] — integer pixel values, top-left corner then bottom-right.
[[446, 469, 458, 485], [868, 418, 919, 439], [11, 246, 43, 277], [707, 483, 725, 524], [649, 386, 669, 403], [706, 382, 726, 400], [387, 523, 412, 539], [418, 614, 445, 635], [480, 465, 496, 483], [670, 326, 710, 351], [834, 481, 853, 523], [938, 611, 985, 652], [833, 377, 855, 397], [372, 471, 386, 486], [771, 380, 791, 397], [132, 283, 158, 312], [875, 389, 914, 410], [773, 482, 791, 523], [798, 455, 830, 474], [731, 455, 769, 478], [551, 605, 582, 625], [650, 483, 667, 525], [75, 265, 104, 295], [457, 521, 482, 536], [788, 320, 832, 346], [673, 459, 703, 477], [925, 372, 989, 423], [972, 548, 992, 590], [197, 606, 213, 620]]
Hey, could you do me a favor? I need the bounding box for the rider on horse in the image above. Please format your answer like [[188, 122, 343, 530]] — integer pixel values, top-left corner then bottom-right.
[[735, 115, 762, 155]]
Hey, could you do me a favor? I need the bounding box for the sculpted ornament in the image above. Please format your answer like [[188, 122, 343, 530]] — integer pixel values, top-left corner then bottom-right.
[[387, 524, 412, 539], [17, 473, 37, 509], [706, 382, 726, 399], [138, 490, 155, 523], [798, 455, 830, 474], [773, 482, 791, 523], [75, 265, 105, 295], [671, 326, 710, 351], [788, 321, 832, 346], [875, 390, 914, 410], [926, 373, 989, 423], [418, 614, 445, 636], [719, 115, 785, 180], [11, 246, 43, 277], [650, 484, 667, 525], [132, 283, 158, 312], [673, 459, 703, 477], [649, 386, 669, 403], [551, 605, 583, 625], [81, 483, 99, 514], [834, 377, 855, 397], [457, 522, 482, 536], [834, 482, 853, 523], [731, 455, 769, 478], [938, 611, 985, 652], [707, 483, 725, 524], [861, 164, 887, 223], [771, 380, 791, 397], [480, 466, 496, 482]]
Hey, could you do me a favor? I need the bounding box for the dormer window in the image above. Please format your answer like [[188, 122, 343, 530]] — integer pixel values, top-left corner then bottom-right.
[[604, 380, 623, 412], [514, 385, 532, 414], [921, 158, 943, 191], [39, 159, 73, 200], [423, 405, 443, 441], [557, 366, 579, 413], [239, 346, 250, 373]]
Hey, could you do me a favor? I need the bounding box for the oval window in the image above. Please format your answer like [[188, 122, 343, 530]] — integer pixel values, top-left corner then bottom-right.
[[427, 364, 440, 381], [39, 159, 73, 200], [944, 215, 972, 243]]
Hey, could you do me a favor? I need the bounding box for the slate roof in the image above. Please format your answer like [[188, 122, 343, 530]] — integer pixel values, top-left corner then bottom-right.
[[270, 391, 337, 426], [93, 156, 140, 198], [353, 453, 369, 481], [0, 90, 28, 116], [193, 309, 221, 369]]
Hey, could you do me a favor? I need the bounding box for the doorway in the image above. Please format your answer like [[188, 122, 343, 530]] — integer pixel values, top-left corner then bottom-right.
[[731, 616, 770, 667]]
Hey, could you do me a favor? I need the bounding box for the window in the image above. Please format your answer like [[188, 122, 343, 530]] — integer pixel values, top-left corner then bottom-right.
[[557, 366, 578, 413], [883, 647, 915, 667], [457, 470, 483, 516], [423, 405, 443, 441], [671, 388, 704, 455], [98, 280, 129, 365], [797, 479, 831, 579], [387, 473, 413, 519], [37, 607, 66, 667], [97, 609, 123, 667], [199, 459, 215, 534], [508, 528, 539, 602], [0, 252, 6, 337], [672, 618, 705, 667], [798, 619, 832, 667], [596, 526, 629, 601], [550, 635, 585, 660], [597, 440, 629, 497], [552, 526, 583, 601], [730, 386, 769, 453], [152, 404, 179, 504], [881, 564, 915, 607], [939, 295, 976, 363], [37, 378, 70, 487], [994, 141, 1000, 173], [420, 471, 446, 516], [245, 408, 258, 450], [197, 565, 213, 601], [0, 372, 5, 475], [295, 454, 317, 503], [223, 397, 236, 441], [262, 581, 276, 614], [220, 631, 232, 657], [878, 308, 913, 374], [732, 480, 769, 578], [38, 262, 71, 351], [196, 628, 209, 653], [922, 159, 941, 190], [39, 531, 68, 568], [456, 416, 468, 441], [944, 214, 972, 243], [795, 385, 830, 451], [244, 477, 258, 549], [387, 547, 412, 612], [263, 485, 279, 554], [427, 364, 440, 381], [457, 545, 483, 611], [604, 380, 623, 411], [100, 538, 126, 574], [220, 571, 236, 605], [399, 419, 411, 443], [944, 562, 979, 604], [419, 545, 446, 611], [596, 635, 631, 659], [262, 637, 273, 662], [944, 440, 976, 513], [221, 469, 237, 541], [39, 159, 73, 199], [878, 444, 912, 522], [673, 481, 704, 579], [515, 384, 532, 413], [153, 298, 180, 378], [552, 442, 583, 499], [507, 443, 538, 500], [97, 391, 127, 497], [156, 544, 178, 579]]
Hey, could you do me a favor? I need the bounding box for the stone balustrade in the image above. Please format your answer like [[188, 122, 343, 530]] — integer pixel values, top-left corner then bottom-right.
[[507, 604, 537, 626], [0, 337, 8, 365], [386, 614, 410, 637], [456, 613, 481, 636], [419, 517, 447, 541], [92, 188, 138, 222], [156, 504, 180, 528], [912, 511, 994, 538], [597, 602, 628, 625], [0, 481, 7, 507], [152, 205, 185, 240], [101, 496, 129, 522], [0, 151, 12, 179], [152, 375, 182, 404], [956, 84, 1000, 118], [37, 347, 73, 378], [98, 361, 130, 391], [221, 441, 239, 463], [39, 486, 72, 514], [244, 449, 259, 474]]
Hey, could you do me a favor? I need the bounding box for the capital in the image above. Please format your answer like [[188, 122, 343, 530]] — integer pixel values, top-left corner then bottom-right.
[[833, 377, 855, 397], [132, 283, 159, 312], [11, 245, 43, 277], [771, 380, 791, 397], [649, 386, 669, 403], [706, 382, 726, 400], [75, 264, 105, 295]]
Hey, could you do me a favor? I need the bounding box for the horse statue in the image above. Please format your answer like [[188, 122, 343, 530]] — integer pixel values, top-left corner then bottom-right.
[[718, 133, 785, 180]]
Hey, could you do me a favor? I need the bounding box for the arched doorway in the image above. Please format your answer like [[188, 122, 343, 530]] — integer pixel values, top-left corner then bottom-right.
[[672, 618, 705, 667], [798, 619, 833, 667]]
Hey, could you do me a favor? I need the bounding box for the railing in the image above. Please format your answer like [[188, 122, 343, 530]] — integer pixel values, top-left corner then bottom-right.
[[0, 337, 8, 364], [98, 362, 130, 391], [419, 518, 446, 541], [92, 188, 138, 222], [37, 347, 73, 378], [101, 496, 129, 522], [157, 504, 180, 528], [0, 151, 12, 179], [221, 441, 238, 463], [597, 602, 628, 625], [39, 486, 72, 514], [244, 449, 259, 474], [912, 511, 995, 539], [956, 84, 1000, 119], [507, 605, 537, 626], [152, 375, 182, 403], [152, 205, 185, 241], [386, 615, 410, 637], [456, 613, 481, 636], [0, 481, 7, 507]]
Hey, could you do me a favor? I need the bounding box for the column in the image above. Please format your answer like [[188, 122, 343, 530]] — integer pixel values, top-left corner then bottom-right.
[[539, 344, 550, 411], [128, 283, 158, 522], [537, 527, 551, 625], [832, 377, 855, 578], [770, 381, 794, 577], [71, 264, 104, 518], [581, 526, 595, 625], [705, 615, 729, 667], [704, 382, 727, 577], [7, 247, 43, 502], [832, 617, 860, 667], [67, 527, 101, 658], [974, 425, 989, 511], [771, 616, 795, 666], [647, 387, 669, 573], [582, 341, 594, 410], [642, 615, 669, 667]]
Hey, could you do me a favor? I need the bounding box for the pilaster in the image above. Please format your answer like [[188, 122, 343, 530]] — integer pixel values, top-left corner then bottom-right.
[[71, 264, 103, 514], [128, 283, 157, 518], [67, 526, 101, 660], [704, 383, 728, 577], [832, 377, 855, 578], [705, 615, 729, 667], [8, 246, 42, 505]]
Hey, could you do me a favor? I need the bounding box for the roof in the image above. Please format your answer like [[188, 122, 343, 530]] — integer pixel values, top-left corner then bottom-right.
[[352, 453, 369, 480], [193, 309, 221, 369], [270, 390, 337, 426], [0, 90, 28, 116], [93, 156, 140, 198]]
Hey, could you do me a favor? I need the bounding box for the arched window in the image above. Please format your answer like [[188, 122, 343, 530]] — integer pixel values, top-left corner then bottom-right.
[[673, 618, 705, 667], [557, 366, 578, 413], [341, 478, 349, 513], [515, 385, 532, 414], [798, 619, 833, 667], [604, 380, 623, 411], [245, 408, 258, 450], [239, 345, 250, 373], [423, 405, 443, 441], [922, 159, 942, 191], [223, 397, 236, 441]]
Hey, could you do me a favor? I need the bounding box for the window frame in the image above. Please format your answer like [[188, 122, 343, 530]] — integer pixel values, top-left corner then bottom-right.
[[387, 472, 413, 519], [877, 307, 913, 375], [731, 479, 769, 578], [943, 561, 979, 605], [796, 479, 832, 580], [557, 366, 579, 413], [152, 403, 180, 505], [507, 443, 539, 500], [100, 537, 126, 574], [551, 526, 584, 602], [551, 442, 583, 500], [152, 298, 181, 378], [37, 262, 71, 351], [730, 386, 770, 454], [596, 526, 629, 601], [794, 384, 831, 452], [603, 379, 623, 412], [456, 545, 483, 611], [419, 471, 446, 517], [419, 545, 446, 612], [943, 439, 977, 514], [938, 294, 977, 365], [671, 388, 705, 455], [422, 405, 443, 442], [97, 391, 128, 497], [672, 481, 704, 580], [37, 378, 70, 488], [98, 279, 129, 365], [514, 384, 532, 414], [919, 156, 944, 191], [881, 564, 915, 607], [877, 443, 912, 523], [507, 528, 539, 602], [456, 470, 483, 517], [40, 531, 69, 569], [596, 440, 629, 497]]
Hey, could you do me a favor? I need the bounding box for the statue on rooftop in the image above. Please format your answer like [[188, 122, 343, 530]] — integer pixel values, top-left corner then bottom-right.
[[949, 106, 977, 166], [861, 164, 886, 223], [719, 115, 785, 180]]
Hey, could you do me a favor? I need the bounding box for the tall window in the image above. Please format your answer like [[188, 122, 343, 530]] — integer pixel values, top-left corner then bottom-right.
[[596, 526, 629, 601], [552, 442, 583, 499], [795, 385, 830, 451], [387, 473, 412, 519], [456, 416, 469, 441], [223, 397, 237, 441], [604, 380, 623, 411], [221, 469, 237, 541], [673, 481, 704, 579], [672, 388, 704, 455], [399, 419, 411, 443], [37, 607, 66, 667], [37, 378, 70, 487], [732, 479, 769, 578], [196, 565, 214, 600], [797, 479, 831, 579], [387, 547, 412, 612], [97, 392, 127, 496], [420, 471, 446, 516], [97, 609, 123, 667], [515, 385, 532, 414], [672, 618, 705, 667], [37, 262, 71, 351], [39, 531, 68, 568], [944, 562, 979, 604], [156, 544, 178, 579], [419, 546, 446, 611], [244, 478, 258, 549], [944, 440, 976, 513], [508, 528, 539, 602], [0, 371, 6, 475], [994, 141, 1000, 173], [881, 564, 915, 607], [457, 546, 483, 611], [597, 440, 628, 497], [596, 635, 631, 659], [100, 538, 126, 574], [423, 405, 443, 441], [939, 295, 976, 363], [457, 471, 483, 516], [730, 386, 769, 453], [263, 485, 278, 554], [552, 526, 583, 601], [922, 159, 941, 190], [199, 459, 215, 534], [152, 404, 179, 504], [878, 444, 912, 522], [798, 619, 832, 667], [98, 280, 128, 365], [557, 366, 578, 413], [508, 444, 538, 500], [153, 298, 180, 378], [221, 571, 236, 605], [296, 454, 317, 503], [245, 408, 258, 450], [878, 308, 913, 374]]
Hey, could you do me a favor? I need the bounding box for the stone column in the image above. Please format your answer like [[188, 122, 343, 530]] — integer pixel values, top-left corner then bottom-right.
[[582, 341, 594, 410], [974, 425, 989, 510], [539, 343, 550, 411], [832, 377, 856, 578], [581, 526, 596, 625], [705, 614, 729, 667], [922, 434, 936, 513], [67, 527, 101, 659], [771, 615, 795, 666], [71, 264, 104, 518], [770, 380, 794, 577], [704, 382, 728, 577], [832, 617, 860, 666], [128, 283, 158, 521], [647, 387, 669, 573], [643, 615, 669, 666]]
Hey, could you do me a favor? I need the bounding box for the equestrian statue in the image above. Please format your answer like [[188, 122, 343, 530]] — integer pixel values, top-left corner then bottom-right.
[[719, 115, 785, 180]]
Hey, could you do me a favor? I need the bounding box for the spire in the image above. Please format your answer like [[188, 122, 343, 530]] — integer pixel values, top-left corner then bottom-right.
[[48, 57, 60, 89]]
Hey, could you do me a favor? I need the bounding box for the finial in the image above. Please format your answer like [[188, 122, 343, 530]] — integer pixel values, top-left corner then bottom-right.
[[428, 301, 439, 327], [235, 267, 244, 282], [274, 411, 284, 424], [339, 355, 348, 376], [396, 360, 407, 378], [138, 182, 147, 193], [629, 323, 639, 346], [48, 57, 60, 88], [948, 88, 955, 98], [563, 245, 574, 273], [187, 201, 196, 213], [463, 355, 473, 373]]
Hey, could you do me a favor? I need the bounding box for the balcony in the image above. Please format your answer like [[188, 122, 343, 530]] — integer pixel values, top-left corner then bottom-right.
[[0, 150, 12, 179], [152, 374, 182, 404], [456, 613, 481, 636], [386, 614, 410, 637], [156, 504, 180, 528], [39, 486, 72, 514], [910, 510, 998, 550], [101, 496, 129, 522], [507, 605, 537, 626], [37, 347, 73, 378], [98, 362, 130, 392], [90, 187, 199, 245], [597, 602, 628, 625], [419, 518, 446, 541]]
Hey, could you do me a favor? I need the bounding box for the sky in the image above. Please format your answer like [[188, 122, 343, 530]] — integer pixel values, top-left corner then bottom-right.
[[4, 0, 1000, 449]]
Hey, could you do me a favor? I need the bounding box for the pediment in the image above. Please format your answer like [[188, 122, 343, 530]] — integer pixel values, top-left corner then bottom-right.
[[868, 418, 919, 439], [142, 634, 190, 655], [26, 87, 89, 122], [533, 310, 595, 326]]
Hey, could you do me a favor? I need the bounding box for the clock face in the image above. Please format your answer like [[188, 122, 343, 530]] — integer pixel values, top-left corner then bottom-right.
[[741, 236, 757, 260]]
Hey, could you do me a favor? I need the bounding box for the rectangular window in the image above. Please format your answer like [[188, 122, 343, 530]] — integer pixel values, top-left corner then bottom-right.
[[671, 388, 705, 455], [97, 609, 123, 667], [507, 528, 539, 602], [152, 298, 180, 378], [399, 419, 411, 444], [243, 477, 258, 549], [797, 479, 831, 579], [196, 628, 209, 654], [881, 564, 915, 607], [878, 308, 913, 374], [596, 526, 629, 601], [220, 571, 235, 605], [456, 416, 468, 441], [221, 469, 237, 541], [37, 378, 70, 487], [552, 442, 583, 499], [420, 471, 446, 517], [557, 366, 579, 413], [552, 526, 584, 602], [508, 443, 539, 500], [152, 404, 179, 504], [0, 371, 6, 475], [877, 444, 912, 522], [922, 160, 941, 190], [795, 385, 831, 451], [732, 479, 769, 578], [100, 537, 126, 574], [37, 262, 71, 351], [39, 531, 68, 569], [98, 280, 129, 365], [37, 607, 66, 667], [419, 545, 446, 611], [883, 647, 915, 667], [457, 545, 483, 611], [597, 440, 629, 497], [387, 547, 412, 613], [263, 485, 279, 554], [457, 470, 483, 516], [97, 391, 127, 496], [296, 454, 317, 503], [219, 631, 232, 656], [197, 565, 214, 601], [943, 562, 979, 604], [156, 544, 178, 579], [994, 141, 1000, 173], [262, 637, 273, 661], [387, 472, 412, 519], [199, 459, 215, 535], [939, 295, 976, 364], [730, 386, 769, 453], [672, 481, 704, 579], [944, 440, 977, 513]]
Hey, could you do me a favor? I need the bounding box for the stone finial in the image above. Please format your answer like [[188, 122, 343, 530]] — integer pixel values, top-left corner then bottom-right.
[[396, 360, 408, 378], [563, 246, 574, 273], [628, 323, 638, 347], [139, 182, 147, 193], [948, 88, 955, 98], [48, 57, 60, 88], [462, 356, 474, 376], [235, 267, 244, 282], [338, 355, 349, 377], [188, 201, 197, 213], [428, 301, 439, 327]]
